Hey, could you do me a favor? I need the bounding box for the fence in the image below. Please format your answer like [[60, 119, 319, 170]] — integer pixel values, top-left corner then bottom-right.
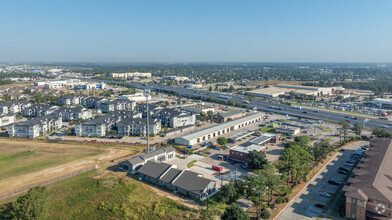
[[0, 136, 148, 148], [0, 165, 99, 201]]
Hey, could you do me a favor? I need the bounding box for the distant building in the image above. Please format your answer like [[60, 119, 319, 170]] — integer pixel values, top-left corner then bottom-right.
[[117, 118, 161, 136], [373, 98, 392, 109], [214, 110, 246, 123], [163, 76, 190, 81], [275, 125, 301, 136], [22, 104, 59, 117], [98, 99, 136, 113], [111, 72, 152, 78], [118, 147, 176, 173], [8, 115, 62, 138], [182, 104, 215, 114], [119, 93, 151, 102], [53, 107, 92, 122], [343, 138, 392, 220], [58, 95, 87, 106]]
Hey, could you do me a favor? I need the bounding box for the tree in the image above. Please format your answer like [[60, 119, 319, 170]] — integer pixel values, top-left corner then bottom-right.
[[247, 150, 268, 170], [256, 164, 282, 206], [260, 209, 270, 220], [221, 204, 249, 220], [220, 182, 238, 204], [209, 86, 213, 92], [229, 85, 235, 93], [372, 128, 392, 138], [207, 110, 214, 120], [351, 123, 362, 138], [339, 120, 351, 142], [217, 137, 227, 146], [278, 145, 312, 185], [9, 186, 49, 220], [311, 140, 332, 165]]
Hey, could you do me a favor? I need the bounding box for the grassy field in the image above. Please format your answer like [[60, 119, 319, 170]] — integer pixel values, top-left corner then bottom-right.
[[0, 139, 136, 195], [0, 170, 198, 220], [0, 140, 103, 180]]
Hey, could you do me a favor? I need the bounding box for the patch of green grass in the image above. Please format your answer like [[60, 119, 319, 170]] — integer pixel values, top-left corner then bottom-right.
[[187, 160, 197, 168], [0, 150, 34, 162], [0, 170, 198, 220]]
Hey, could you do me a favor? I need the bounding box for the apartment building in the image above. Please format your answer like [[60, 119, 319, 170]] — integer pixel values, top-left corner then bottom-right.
[[343, 138, 392, 220], [57, 95, 87, 106], [8, 115, 62, 138], [53, 107, 92, 122], [98, 99, 136, 113], [154, 108, 196, 128], [117, 118, 161, 137], [22, 104, 59, 117], [0, 101, 31, 114], [0, 114, 16, 127]]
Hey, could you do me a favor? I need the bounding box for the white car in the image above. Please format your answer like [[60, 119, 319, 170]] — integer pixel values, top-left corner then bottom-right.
[[344, 163, 354, 167], [321, 192, 331, 197]]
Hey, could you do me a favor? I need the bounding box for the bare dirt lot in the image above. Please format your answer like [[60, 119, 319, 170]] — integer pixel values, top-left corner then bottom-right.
[[0, 139, 135, 196]]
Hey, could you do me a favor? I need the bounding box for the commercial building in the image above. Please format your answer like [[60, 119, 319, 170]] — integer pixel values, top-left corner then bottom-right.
[[111, 72, 152, 78], [163, 76, 190, 81], [175, 112, 263, 146], [118, 147, 176, 173], [8, 115, 62, 138], [214, 110, 246, 123], [275, 125, 301, 136], [373, 98, 392, 109], [119, 93, 151, 102], [160, 124, 195, 137], [136, 161, 217, 201], [182, 104, 215, 114], [343, 138, 392, 220], [229, 145, 266, 163], [246, 84, 341, 98]]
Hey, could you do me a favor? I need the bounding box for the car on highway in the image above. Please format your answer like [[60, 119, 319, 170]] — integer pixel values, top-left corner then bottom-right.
[[314, 110, 320, 112], [315, 203, 325, 209], [320, 192, 331, 197], [303, 111, 308, 114], [382, 125, 389, 128]]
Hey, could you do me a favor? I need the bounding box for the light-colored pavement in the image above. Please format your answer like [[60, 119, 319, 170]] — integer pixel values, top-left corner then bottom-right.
[[275, 141, 368, 220]]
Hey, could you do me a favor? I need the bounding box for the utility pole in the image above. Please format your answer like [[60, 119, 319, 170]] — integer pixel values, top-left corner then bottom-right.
[[144, 89, 151, 153]]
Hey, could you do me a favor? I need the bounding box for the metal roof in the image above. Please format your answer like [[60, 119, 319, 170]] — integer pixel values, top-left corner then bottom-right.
[[176, 112, 263, 141], [228, 130, 254, 142], [231, 144, 266, 154]]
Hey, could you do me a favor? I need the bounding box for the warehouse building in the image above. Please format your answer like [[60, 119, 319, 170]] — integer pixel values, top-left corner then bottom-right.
[[373, 98, 392, 109], [175, 112, 263, 146]]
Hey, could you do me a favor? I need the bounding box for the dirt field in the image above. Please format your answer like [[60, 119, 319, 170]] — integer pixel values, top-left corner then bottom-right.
[[0, 139, 136, 195]]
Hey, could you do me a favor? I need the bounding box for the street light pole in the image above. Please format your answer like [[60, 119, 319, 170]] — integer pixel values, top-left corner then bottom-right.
[[144, 89, 151, 153]]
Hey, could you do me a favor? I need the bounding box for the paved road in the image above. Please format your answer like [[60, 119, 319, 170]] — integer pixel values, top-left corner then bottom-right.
[[83, 78, 392, 131], [275, 141, 367, 220]]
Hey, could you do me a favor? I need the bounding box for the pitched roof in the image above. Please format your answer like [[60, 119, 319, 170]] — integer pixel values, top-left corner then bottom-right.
[[344, 138, 392, 204], [137, 161, 171, 179], [172, 170, 213, 195], [159, 168, 182, 184]]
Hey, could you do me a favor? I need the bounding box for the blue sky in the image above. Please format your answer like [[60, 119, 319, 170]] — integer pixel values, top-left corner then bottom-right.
[[0, 0, 391, 63]]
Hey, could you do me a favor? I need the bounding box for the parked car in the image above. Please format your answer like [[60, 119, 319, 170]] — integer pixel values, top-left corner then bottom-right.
[[321, 192, 331, 197], [338, 170, 348, 175], [339, 167, 349, 172], [344, 162, 354, 167], [315, 203, 325, 209], [328, 179, 340, 186]]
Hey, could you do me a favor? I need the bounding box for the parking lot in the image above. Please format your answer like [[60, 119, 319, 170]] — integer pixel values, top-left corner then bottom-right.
[[276, 141, 368, 220]]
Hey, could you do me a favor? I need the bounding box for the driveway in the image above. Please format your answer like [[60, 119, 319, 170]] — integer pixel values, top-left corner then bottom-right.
[[275, 141, 367, 220]]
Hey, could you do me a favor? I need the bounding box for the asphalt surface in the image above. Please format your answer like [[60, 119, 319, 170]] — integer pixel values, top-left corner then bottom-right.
[[275, 141, 367, 220], [83, 78, 392, 131]]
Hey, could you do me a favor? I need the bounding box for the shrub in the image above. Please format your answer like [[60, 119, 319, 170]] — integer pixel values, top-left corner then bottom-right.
[[260, 209, 270, 219]]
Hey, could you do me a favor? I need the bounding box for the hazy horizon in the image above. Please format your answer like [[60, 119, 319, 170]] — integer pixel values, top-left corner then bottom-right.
[[1, 0, 391, 63]]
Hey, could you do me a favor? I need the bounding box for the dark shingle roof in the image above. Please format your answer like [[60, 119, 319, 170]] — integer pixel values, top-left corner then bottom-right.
[[137, 161, 171, 179], [172, 170, 213, 195], [160, 168, 182, 184]]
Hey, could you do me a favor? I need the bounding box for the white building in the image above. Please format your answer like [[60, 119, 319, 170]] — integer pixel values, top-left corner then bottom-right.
[[373, 98, 392, 109], [0, 114, 16, 127], [8, 115, 62, 138], [119, 93, 151, 102], [175, 112, 264, 146]]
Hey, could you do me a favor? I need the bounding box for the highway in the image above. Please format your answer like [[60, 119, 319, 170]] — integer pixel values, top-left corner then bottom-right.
[[88, 78, 391, 131]]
